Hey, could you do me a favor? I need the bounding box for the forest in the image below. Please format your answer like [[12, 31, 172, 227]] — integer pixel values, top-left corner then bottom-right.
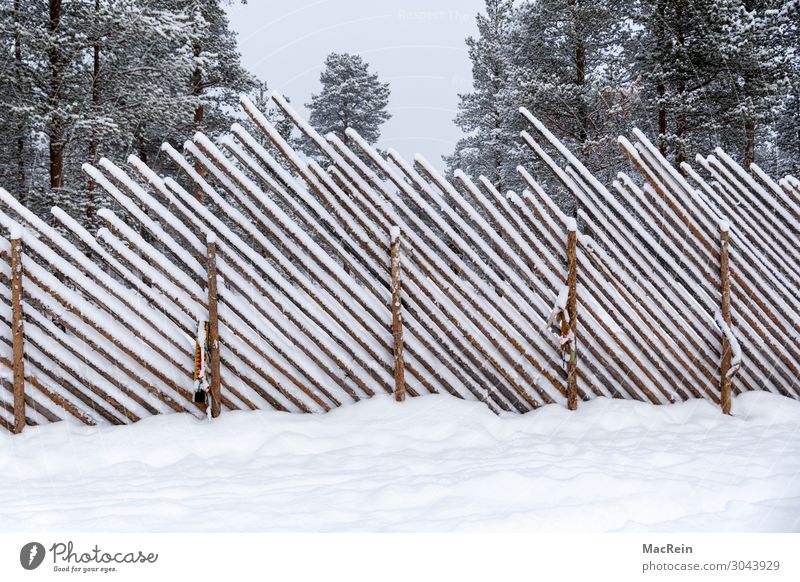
[[450, 0, 800, 204], [0, 0, 798, 224]]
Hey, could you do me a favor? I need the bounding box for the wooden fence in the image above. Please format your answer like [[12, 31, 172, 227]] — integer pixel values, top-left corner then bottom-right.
[[1, 94, 798, 432]]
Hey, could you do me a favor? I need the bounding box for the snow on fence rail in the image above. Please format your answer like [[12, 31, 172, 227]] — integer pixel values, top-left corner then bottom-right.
[[0, 94, 798, 433]]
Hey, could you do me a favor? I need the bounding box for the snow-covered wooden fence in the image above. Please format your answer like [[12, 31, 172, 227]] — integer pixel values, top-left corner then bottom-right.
[[0, 94, 798, 432], [517, 112, 799, 405]]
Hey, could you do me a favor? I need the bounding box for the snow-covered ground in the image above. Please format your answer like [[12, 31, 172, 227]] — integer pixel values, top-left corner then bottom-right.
[[1, 392, 798, 532]]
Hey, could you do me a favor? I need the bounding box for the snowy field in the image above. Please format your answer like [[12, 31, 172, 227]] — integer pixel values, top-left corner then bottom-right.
[[1, 392, 799, 532]]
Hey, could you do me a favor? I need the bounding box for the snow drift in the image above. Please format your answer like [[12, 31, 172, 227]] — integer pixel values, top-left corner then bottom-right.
[[1, 391, 798, 532]]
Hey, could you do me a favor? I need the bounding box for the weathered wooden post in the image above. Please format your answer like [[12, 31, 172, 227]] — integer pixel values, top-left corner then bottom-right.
[[719, 223, 732, 415], [565, 218, 578, 411], [390, 226, 406, 402], [207, 234, 221, 418], [10, 231, 25, 433]]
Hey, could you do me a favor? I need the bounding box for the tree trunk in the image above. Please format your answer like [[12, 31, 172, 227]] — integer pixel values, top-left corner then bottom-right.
[[675, 103, 686, 165], [491, 45, 505, 193], [86, 0, 101, 224], [193, 98, 204, 127], [570, 0, 586, 218], [656, 0, 667, 157], [49, 132, 64, 189], [342, 105, 350, 147], [192, 41, 203, 124], [88, 0, 100, 169], [48, 0, 65, 191], [657, 84, 667, 157], [16, 137, 25, 202], [493, 97, 503, 193], [14, 0, 26, 204], [674, 3, 687, 165], [743, 119, 755, 170], [192, 41, 205, 202], [741, 0, 756, 172], [572, 0, 588, 146]]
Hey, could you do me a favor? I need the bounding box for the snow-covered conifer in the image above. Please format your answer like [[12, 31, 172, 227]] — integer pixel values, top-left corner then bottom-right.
[[305, 52, 391, 149], [446, 0, 516, 193]]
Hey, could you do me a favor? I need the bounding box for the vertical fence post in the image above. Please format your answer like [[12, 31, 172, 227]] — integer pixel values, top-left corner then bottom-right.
[[719, 224, 732, 415], [207, 234, 221, 418], [390, 227, 406, 402], [565, 219, 578, 411], [10, 233, 25, 433]]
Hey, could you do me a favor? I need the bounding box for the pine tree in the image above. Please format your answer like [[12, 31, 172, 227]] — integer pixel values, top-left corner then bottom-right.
[[773, 0, 800, 176], [41, 1, 92, 195], [144, 0, 253, 201], [504, 0, 640, 207], [151, 0, 253, 138], [79, 1, 202, 224], [448, 0, 642, 208], [32, 0, 201, 222], [635, 0, 744, 164], [445, 0, 515, 192], [721, 1, 787, 169], [0, 0, 36, 205], [305, 52, 391, 148], [0, 0, 254, 227]]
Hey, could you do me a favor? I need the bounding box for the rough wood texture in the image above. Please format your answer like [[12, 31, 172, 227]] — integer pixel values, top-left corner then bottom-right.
[[10, 236, 25, 433], [390, 229, 406, 402], [207, 239, 222, 418], [720, 228, 732, 415], [0, 99, 798, 434], [566, 229, 578, 411]]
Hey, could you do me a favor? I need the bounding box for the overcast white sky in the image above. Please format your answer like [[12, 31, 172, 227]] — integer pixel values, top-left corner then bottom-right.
[[226, 0, 485, 167]]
